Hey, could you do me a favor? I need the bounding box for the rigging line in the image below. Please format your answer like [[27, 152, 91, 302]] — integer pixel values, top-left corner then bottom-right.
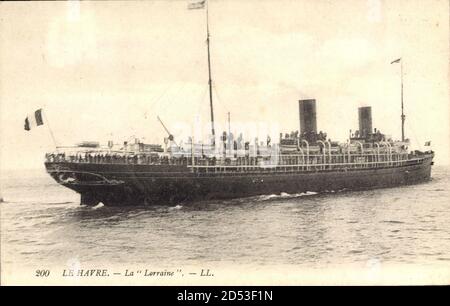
[[145, 67, 192, 114], [149, 70, 206, 115], [159, 81, 190, 112], [212, 84, 230, 114], [210, 82, 222, 108], [143, 49, 205, 117], [196, 84, 210, 116], [167, 82, 189, 105], [42, 110, 58, 150], [191, 85, 210, 144], [405, 110, 424, 151], [407, 121, 422, 151], [155, 82, 203, 143], [134, 82, 178, 119], [146, 81, 185, 120]]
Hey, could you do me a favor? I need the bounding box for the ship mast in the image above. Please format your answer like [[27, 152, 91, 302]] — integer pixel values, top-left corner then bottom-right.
[[400, 60, 405, 142], [391, 57, 405, 142], [206, 0, 215, 146]]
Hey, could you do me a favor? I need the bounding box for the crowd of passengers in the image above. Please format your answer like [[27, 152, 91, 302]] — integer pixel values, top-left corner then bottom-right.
[[46, 152, 170, 164], [45, 152, 282, 166]]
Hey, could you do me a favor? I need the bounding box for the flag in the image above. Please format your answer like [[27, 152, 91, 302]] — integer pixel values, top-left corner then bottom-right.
[[24, 109, 44, 131], [424, 141, 431, 146], [391, 58, 401, 64], [188, 0, 205, 10]]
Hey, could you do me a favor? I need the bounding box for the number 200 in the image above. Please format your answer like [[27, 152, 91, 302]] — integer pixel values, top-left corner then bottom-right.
[[35, 270, 50, 277]]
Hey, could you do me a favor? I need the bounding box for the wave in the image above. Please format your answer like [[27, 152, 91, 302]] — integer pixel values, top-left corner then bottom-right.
[[259, 194, 279, 200], [92, 203, 105, 210], [168, 204, 183, 211], [258, 191, 318, 201]]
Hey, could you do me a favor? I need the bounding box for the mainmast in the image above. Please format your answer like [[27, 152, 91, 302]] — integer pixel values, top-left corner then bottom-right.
[[205, 0, 215, 146], [391, 57, 405, 142], [400, 60, 405, 142]]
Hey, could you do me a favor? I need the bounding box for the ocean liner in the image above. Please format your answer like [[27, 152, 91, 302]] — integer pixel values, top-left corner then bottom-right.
[[42, 0, 434, 206]]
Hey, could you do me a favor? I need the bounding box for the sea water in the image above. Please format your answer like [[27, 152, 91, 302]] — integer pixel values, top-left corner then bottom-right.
[[1, 166, 449, 284]]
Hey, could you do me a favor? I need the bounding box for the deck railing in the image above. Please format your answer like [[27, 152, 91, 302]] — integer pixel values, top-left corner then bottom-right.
[[45, 151, 428, 173], [188, 156, 426, 174]]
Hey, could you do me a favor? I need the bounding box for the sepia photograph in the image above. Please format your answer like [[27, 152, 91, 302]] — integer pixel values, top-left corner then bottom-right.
[[0, 0, 449, 288]]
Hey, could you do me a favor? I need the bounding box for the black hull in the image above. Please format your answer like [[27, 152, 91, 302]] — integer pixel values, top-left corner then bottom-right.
[[45, 155, 433, 206]]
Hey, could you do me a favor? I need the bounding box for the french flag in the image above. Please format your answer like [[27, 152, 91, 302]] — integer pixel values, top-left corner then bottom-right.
[[24, 109, 44, 131]]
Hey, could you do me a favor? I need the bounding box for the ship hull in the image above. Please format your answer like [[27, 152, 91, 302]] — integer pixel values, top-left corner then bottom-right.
[[45, 154, 433, 206]]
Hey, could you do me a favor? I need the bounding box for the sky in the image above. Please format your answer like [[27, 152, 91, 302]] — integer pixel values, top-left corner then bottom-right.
[[0, 0, 449, 171]]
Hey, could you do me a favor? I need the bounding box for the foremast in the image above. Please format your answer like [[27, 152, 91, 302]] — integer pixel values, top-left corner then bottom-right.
[[391, 58, 405, 142], [205, 0, 216, 147]]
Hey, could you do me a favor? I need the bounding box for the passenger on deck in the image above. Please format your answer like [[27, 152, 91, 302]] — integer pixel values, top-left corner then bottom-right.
[[237, 133, 243, 150]]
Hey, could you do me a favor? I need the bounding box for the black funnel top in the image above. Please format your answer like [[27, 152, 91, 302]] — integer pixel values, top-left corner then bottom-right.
[[358, 107, 372, 137], [299, 99, 317, 135]]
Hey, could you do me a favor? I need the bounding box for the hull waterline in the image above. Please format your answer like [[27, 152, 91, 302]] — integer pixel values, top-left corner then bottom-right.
[[45, 154, 433, 206]]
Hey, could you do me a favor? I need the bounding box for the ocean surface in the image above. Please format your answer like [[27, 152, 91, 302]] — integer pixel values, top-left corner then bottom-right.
[[1, 166, 450, 283]]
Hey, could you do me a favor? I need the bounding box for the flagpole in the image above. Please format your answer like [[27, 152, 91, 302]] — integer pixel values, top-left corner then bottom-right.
[[205, 0, 216, 147], [400, 60, 405, 142], [43, 111, 58, 150], [391, 58, 405, 142]]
